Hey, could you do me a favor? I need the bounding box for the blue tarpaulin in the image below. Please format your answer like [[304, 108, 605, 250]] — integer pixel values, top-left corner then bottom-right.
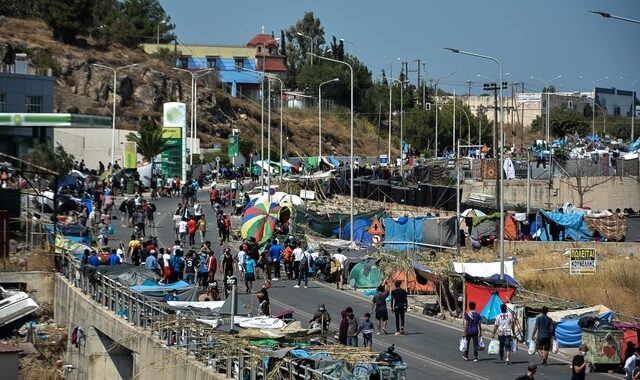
[[555, 311, 615, 348], [326, 156, 340, 167], [130, 280, 191, 292], [333, 218, 373, 244], [487, 274, 520, 287], [480, 292, 503, 324], [536, 210, 592, 241], [382, 217, 424, 252]]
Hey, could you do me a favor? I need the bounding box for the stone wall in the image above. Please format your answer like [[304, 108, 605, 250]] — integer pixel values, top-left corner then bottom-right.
[[54, 275, 225, 380]]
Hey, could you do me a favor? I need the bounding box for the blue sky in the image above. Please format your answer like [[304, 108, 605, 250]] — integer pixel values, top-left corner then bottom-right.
[[159, 0, 639, 95]]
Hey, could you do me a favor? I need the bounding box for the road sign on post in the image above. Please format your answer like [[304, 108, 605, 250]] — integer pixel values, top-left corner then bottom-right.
[[568, 248, 596, 275], [228, 135, 239, 157]]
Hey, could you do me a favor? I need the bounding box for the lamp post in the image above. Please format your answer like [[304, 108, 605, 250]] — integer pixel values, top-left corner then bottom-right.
[[156, 19, 167, 45], [339, 38, 356, 55], [579, 75, 609, 140], [91, 63, 139, 166], [312, 53, 354, 244], [296, 32, 314, 64], [266, 74, 284, 183], [434, 72, 455, 157], [444, 47, 505, 280], [172, 68, 213, 166], [453, 104, 471, 146], [318, 78, 340, 161], [589, 10, 640, 24], [531, 75, 562, 145], [593, 103, 607, 135], [194, 69, 215, 161], [390, 78, 408, 179], [620, 77, 639, 140]]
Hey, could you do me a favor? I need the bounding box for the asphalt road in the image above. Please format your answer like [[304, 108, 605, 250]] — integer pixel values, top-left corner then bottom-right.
[[111, 187, 618, 380]]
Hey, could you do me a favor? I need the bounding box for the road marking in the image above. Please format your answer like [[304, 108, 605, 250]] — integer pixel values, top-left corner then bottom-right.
[[269, 297, 491, 380]]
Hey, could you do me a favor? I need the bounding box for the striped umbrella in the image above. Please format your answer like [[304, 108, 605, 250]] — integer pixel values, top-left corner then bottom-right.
[[240, 201, 281, 246]]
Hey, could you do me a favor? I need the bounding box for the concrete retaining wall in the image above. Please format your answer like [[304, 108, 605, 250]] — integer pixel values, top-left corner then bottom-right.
[[54, 275, 225, 380], [0, 271, 54, 304]]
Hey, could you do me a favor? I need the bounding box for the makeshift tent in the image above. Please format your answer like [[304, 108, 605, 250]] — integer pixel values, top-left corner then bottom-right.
[[584, 214, 627, 241], [333, 218, 373, 244], [382, 217, 424, 252], [464, 280, 516, 313], [454, 260, 515, 278], [293, 208, 383, 237], [387, 269, 434, 293], [536, 210, 592, 241], [547, 305, 614, 348], [130, 280, 198, 301], [480, 292, 503, 323], [470, 213, 518, 241], [348, 260, 383, 288], [421, 216, 458, 248], [100, 263, 160, 286]]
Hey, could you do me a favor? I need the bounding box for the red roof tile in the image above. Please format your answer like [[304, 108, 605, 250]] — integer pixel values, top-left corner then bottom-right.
[[247, 34, 278, 47], [0, 343, 21, 353]]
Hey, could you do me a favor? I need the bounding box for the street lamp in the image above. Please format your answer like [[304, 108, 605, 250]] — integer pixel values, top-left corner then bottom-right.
[[579, 75, 609, 140], [390, 78, 409, 179], [339, 38, 356, 55], [172, 67, 213, 166], [444, 47, 505, 280], [620, 77, 640, 140], [593, 103, 607, 136], [156, 19, 167, 45], [434, 72, 455, 157], [530, 75, 562, 145], [296, 32, 314, 64], [311, 53, 354, 245], [91, 62, 139, 166], [319, 78, 340, 161], [236, 66, 266, 190], [589, 10, 640, 24], [452, 104, 471, 146], [266, 74, 284, 183]]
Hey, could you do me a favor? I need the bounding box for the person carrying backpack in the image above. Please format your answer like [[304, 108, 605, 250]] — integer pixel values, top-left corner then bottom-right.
[[295, 249, 311, 288], [170, 250, 185, 282], [462, 301, 483, 362], [198, 245, 211, 288]]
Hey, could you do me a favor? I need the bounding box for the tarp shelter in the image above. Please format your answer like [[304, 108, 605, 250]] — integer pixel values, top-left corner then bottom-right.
[[626, 215, 640, 242], [453, 261, 515, 278], [584, 214, 627, 241], [387, 269, 434, 294], [480, 292, 503, 323], [100, 263, 160, 286], [421, 216, 458, 248], [130, 280, 198, 301], [543, 305, 613, 347], [293, 208, 383, 237], [464, 278, 516, 313], [535, 210, 592, 241], [470, 213, 518, 241], [333, 218, 374, 244], [382, 217, 424, 252], [348, 259, 383, 289]]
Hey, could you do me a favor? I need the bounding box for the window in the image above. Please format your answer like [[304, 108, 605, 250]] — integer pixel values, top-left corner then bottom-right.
[[567, 100, 574, 110], [234, 58, 244, 69], [25, 95, 42, 113], [0, 93, 5, 112], [206, 56, 218, 69], [179, 56, 190, 69]]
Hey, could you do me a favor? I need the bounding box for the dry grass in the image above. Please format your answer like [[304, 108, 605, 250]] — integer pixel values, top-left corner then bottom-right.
[[515, 250, 640, 318]]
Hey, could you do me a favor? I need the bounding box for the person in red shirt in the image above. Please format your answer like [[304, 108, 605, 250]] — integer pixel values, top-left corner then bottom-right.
[[187, 217, 197, 247]]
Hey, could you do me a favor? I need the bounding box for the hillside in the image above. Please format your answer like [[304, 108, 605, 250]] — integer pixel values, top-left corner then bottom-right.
[[0, 17, 395, 159]]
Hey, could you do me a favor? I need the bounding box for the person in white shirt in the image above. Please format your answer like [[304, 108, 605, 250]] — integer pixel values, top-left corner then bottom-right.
[[624, 349, 640, 380], [332, 248, 348, 289], [292, 244, 304, 280], [193, 201, 203, 220], [236, 249, 247, 273], [491, 303, 515, 364], [178, 219, 188, 244], [230, 178, 238, 199]]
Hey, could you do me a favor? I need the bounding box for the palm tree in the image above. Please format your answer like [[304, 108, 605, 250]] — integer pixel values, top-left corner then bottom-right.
[[126, 118, 168, 163]]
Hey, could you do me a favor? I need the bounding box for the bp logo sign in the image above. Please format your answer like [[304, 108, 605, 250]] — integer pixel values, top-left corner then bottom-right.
[[163, 102, 186, 128], [12, 114, 23, 126]]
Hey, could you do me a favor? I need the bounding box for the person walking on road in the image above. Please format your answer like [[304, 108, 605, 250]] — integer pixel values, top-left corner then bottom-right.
[[371, 284, 389, 335], [295, 248, 310, 288], [197, 215, 208, 244], [221, 248, 234, 298], [187, 216, 197, 247], [491, 303, 515, 364], [338, 308, 350, 345], [390, 280, 408, 336], [292, 243, 303, 281], [243, 254, 256, 294], [531, 306, 555, 366], [462, 301, 482, 362], [269, 239, 282, 280], [346, 307, 359, 347]]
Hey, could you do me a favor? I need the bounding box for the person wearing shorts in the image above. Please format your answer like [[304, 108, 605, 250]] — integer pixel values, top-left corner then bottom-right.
[[243, 256, 256, 294], [532, 306, 555, 366], [371, 284, 389, 335]]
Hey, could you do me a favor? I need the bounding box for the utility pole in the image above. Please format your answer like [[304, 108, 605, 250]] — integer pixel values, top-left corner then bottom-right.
[[483, 81, 507, 209], [520, 82, 525, 146], [416, 59, 421, 105]]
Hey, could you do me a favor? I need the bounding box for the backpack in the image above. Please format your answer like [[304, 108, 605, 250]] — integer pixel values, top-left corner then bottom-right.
[[199, 255, 209, 273], [171, 256, 184, 274], [300, 253, 309, 269]]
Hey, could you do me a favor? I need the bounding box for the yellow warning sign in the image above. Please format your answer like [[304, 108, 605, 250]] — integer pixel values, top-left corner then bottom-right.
[[368, 217, 384, 236]]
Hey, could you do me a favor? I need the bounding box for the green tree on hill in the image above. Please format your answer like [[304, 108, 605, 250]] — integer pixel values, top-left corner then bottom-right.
[[0, 0, 37, 17], [36, 0, 94, 42]]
